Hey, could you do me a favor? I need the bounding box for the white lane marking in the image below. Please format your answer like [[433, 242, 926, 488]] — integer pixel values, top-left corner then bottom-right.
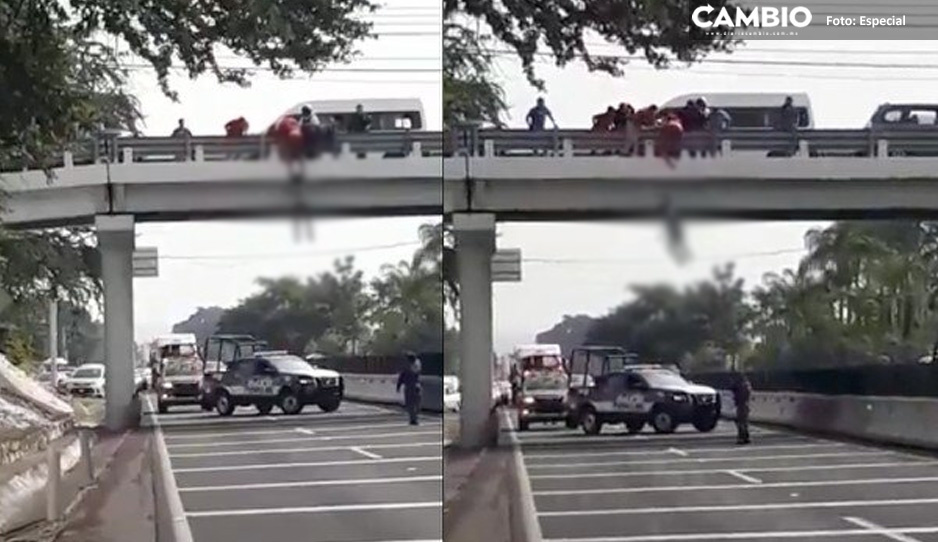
[[541, 527, 938, 541], [523, 443, 842, 460], [725, 470, 762, 484], [842, 517, 925, 542], [178, 475, 441, 492], [350, 447, 383, 460], [533, 476, 938, 496], [528, 460, 938, 480], [265, 416, 279, 421], [172, 455, 441, 473], [163, 421, 442, 441], [527, 451, 893, 469], [169, 440, 439, 458], [185, 501, 441, 518], [668, 447, 688, 457], [168, 429, 439, 449], [537, 497, 938, 517]]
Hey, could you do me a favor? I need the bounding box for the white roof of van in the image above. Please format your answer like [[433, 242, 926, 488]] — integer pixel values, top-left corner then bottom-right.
[[662, 93, 811, 109], [513, 344, 562, 357], [154, 333, 197, 347], [283, 98, 424, 115]]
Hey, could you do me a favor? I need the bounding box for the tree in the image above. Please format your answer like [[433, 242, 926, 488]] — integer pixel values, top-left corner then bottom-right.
[[172, 306, 226, 346], [1, 0, 376, 169], [442, 0, 736, 125]]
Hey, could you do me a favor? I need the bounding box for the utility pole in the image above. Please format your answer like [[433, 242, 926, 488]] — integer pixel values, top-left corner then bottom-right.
[[48, 296, 59, 388]]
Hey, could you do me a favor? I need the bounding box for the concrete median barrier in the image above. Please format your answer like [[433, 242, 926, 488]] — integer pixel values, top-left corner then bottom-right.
[[341, 374, 443, 413], [720, 390, 938, 450]]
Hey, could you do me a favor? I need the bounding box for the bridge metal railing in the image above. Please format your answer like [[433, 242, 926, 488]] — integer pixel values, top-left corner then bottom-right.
[[0, 429, 94, 527], [8, 126, 938, 173]]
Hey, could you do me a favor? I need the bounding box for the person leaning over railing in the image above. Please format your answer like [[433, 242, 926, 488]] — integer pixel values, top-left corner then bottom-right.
[[224, 117, 250, 159], [171, 118, 193, 161]]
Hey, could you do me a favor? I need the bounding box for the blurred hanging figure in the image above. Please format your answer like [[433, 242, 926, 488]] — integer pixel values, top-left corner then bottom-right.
[[269, 115, 313, 241], [656, 113, 684, 168], [662, 195, 690, 264]]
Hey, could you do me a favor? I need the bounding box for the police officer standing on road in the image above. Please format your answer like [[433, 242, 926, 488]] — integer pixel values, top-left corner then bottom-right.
[[397, 353, 422, 425], [732, 372, 752, 445]]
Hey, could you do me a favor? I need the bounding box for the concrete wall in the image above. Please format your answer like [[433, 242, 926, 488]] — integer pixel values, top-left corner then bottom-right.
[[342, 374, 443, 413], [721, 390, 938, 450]]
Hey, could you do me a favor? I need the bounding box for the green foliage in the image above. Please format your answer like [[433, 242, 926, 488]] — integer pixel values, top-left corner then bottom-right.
[[1, 0, 376, 170], [546, 221, 938, 371], [442, 0, 736, 126], [215, 225, 443, 356], [5, 329, 37, 368]]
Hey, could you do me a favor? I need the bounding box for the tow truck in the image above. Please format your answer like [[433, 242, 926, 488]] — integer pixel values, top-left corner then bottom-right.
[[564, 347, 716, 435]]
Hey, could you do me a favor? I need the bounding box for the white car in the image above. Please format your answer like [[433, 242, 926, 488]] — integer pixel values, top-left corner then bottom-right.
[[443, 376, 460, 412], [66, 363, 106, 398]]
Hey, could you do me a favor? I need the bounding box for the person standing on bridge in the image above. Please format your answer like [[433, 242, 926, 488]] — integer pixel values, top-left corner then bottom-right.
[[731, 372, 752, 445], [526, 97, 557, 131], [397, 353, 422, 425]]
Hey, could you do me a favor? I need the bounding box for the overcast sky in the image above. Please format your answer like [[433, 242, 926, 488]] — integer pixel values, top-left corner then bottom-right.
[[491, 40, 938, 352]]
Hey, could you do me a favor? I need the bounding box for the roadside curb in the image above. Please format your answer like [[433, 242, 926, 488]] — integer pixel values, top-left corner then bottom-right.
[[145, 396, 193, 542], [498, 408, 543, 542]]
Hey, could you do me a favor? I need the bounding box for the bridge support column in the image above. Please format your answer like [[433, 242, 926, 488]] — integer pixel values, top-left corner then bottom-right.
[[454, 213, 496, 449], [96, 215, 137, 431]]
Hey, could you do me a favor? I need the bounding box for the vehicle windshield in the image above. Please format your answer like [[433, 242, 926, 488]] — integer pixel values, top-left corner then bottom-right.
[[267, 356, 314, 375], [521, 355, 563, 371], [163, 358, 201, 376], [72, 367, 102, 379], [639, 370, 689, 388], [524, 372, 567, 391], [160, 344, 196, 358]]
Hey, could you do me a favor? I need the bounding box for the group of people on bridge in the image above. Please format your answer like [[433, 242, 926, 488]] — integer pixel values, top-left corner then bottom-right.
[[525, 95, 801, 160]]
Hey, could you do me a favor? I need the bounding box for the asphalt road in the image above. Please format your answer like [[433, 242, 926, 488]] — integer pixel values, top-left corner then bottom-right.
[[151, 400, 442, 542], [514, 418, 938, 542]]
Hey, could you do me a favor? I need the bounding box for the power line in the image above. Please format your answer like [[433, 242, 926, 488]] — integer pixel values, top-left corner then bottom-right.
[[121, 63, 439, 74], [158, 240, 422, 261]]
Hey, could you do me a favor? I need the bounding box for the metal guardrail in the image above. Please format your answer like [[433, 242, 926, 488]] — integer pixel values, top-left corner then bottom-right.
[[8, 126, 938, 173], [0, 429, 93, 524], [455, 127, 938, 158]]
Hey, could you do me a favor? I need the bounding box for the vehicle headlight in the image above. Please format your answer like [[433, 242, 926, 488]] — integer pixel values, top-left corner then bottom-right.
[[671, 392, 688, 402], [298, 378, 313, 385], [523, 396, 535, 404], [162, 382, 173, 389]]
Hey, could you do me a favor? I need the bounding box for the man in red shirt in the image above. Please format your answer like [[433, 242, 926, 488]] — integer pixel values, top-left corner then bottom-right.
[[656, 113, 684, 164], [225, 117, 249, 137]]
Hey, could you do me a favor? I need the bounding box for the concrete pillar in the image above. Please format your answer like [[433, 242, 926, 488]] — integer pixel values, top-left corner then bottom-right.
[[454, 213, 496, 449], [96, 215, 136, 431]]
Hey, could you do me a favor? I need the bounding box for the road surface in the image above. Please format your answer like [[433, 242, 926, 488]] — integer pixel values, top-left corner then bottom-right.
[[514, 419, 938, 541], [150, 401, 442, 542]]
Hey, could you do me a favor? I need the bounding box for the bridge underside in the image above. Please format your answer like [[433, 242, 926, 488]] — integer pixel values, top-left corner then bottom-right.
[[3, 178, 442, 229]]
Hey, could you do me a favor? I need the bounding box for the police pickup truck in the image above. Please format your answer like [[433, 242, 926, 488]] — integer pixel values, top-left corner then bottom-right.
[[565, 365, 720, 435], [210, 352, 344, 416]]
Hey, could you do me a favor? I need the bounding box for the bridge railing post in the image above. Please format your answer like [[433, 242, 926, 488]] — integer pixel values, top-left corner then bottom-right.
[[561, 138, 573, 157], [877, 139, 889, 157], [483, 139, 494, 157], [721, 139, 732, 155], [798, 140, 810, 157], [63, 151, 74, 168], [643, 139, 655, 158], [194, 145, 205, 162], [122, 148, 133, 164]]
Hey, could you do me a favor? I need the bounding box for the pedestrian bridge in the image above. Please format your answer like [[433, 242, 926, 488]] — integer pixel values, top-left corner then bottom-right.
[[0, 132, 443, 228], [444, 128, 938, 220]]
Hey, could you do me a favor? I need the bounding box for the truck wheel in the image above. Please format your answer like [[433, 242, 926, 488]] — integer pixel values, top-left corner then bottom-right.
[[279, 391, 303, 415], [564, 415, 578, 430], [626, 421, 644, 434], [215, 391, 235, 417], [256, 402, 274, 415], [692, 414, 719, 433], [317, 397, 341, 413], [651, 408, 676, 434], [581, 407, 603, 435]]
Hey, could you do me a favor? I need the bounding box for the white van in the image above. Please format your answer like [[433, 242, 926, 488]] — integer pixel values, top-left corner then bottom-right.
[[279, 98, 425, 131], [443, 375, 460, 412], [662, 92, 814, 130]]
